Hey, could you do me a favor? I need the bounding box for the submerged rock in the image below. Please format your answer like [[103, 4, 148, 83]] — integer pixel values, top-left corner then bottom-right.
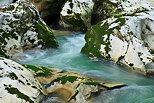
[[0, 1, 58, 57], [60, 0, 94, 32], [22, 64, 125, 103], [82, 0, 154, 75], [0, 57, 46, 103]]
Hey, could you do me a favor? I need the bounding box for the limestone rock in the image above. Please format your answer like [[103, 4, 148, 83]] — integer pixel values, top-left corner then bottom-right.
[[23, 65, 125, 103], [92, 0, 120, 24], [0, 1, 58, 57], [60, 0, 94, 31], [0, 57, 46, 103], [113, 0, 154, 14], [82, 0, 154, 75]]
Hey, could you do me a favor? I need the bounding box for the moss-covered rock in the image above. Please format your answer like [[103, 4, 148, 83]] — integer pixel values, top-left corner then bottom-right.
[[60, 0, 94, 31], [23, 64, 125, 102], [82, 0, 154, 75], [92, 0, 121, 24], [0, 1, 58, 57], [0, 59, 124, 103], [22, 64, 62, 77], [0, 57, 46, 103]]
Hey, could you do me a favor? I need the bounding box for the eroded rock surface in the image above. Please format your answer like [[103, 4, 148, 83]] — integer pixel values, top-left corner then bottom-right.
[[23, 64, 125, 103], [60, 0, 94, 31], [82, 0, 154, 75], [0, 1, 58, 57], [0, 57, 46, 103], [92, 0, 120, 24], [0, 57, 125, 103]]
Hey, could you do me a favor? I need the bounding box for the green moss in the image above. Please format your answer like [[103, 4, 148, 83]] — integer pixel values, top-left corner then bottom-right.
[[82, 16, 126, 59], [69, 90, 79, 101], [63, 13, 85, 28], [16, 6, 23, 10], [52, 76, 78, 84], [0, 2, 59, 57], [34, 20, 58, 48], [81, 21, 111, 58], [82, 81, 100, 85], [5, 86, 34, 103], [22, 64, 53, 77], [9, 73, 18, 80], [116, 55, 125, 63], [67, 9, 72, 14], [114, 15, 126, 26], [69, 2, 74, 9], [0, 28, 21, 57]]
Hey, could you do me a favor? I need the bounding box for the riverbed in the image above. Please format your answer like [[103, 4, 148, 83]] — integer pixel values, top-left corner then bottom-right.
[[17, 32, 154, 103]]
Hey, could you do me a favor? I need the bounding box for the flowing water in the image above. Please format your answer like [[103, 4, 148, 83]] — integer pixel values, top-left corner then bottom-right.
[[17, 33, 154, 103]]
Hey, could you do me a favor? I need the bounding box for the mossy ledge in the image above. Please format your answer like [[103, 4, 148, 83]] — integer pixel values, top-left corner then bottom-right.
[[23, 64, 125, 102]]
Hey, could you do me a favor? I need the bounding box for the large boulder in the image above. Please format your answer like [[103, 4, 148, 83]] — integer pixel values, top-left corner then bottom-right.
[[0, 57, 46, 103], [0, 1, 58, 57], [60, 0, 94, 31], [92, 0, 154, 24], [82, 0, 154, 75]]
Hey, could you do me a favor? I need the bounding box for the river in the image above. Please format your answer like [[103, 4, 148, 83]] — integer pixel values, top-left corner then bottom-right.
[[17, 32, 154, 103]]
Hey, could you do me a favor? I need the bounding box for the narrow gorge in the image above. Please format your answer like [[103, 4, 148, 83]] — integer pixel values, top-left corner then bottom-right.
[[0, 0, 153, 103]]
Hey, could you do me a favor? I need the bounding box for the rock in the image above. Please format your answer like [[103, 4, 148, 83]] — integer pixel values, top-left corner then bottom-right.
[[0, 57, 46, 103], [28, 0, 66, 18], [91, 0, 121, 24], [0, 1, 58, 57], [91, 0, 154, 24], [60, 0, 94, 32], [82, 0, 154, 75], [22, 64, 125, 102]]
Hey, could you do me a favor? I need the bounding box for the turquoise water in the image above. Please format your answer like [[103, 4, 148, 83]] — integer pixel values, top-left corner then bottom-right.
[[17, 33, 154, 103]]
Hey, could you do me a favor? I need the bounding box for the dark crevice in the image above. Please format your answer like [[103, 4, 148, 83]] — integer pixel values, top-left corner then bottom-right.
[[13, 0, 17, 3], [39, 0, 66, 30], [42, 13, 61, 30]]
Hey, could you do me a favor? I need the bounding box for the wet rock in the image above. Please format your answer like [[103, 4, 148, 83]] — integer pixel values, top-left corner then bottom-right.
[[23, 64, 125, 102], [0, 57, 46, 103], [60, 0, 94, 32], [0, 1, 58, 57], [82, 0, 154, 75]]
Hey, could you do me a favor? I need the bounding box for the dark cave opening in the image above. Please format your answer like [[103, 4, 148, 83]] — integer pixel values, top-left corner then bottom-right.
[[42, 13, 61, 30], [13, 0, 17, 3]]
